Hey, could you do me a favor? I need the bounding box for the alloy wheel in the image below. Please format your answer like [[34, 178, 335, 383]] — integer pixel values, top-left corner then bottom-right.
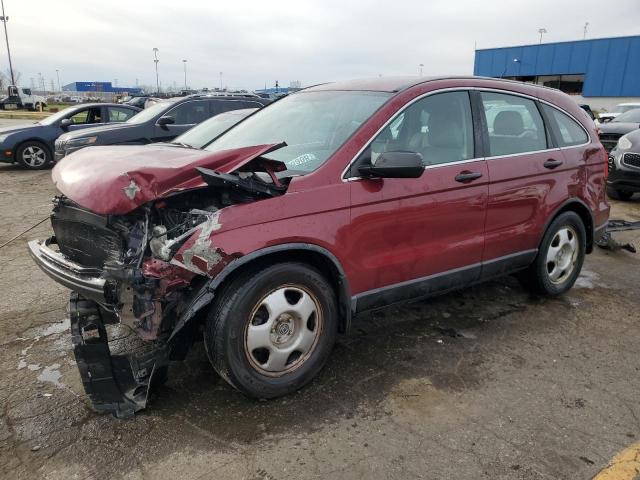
[[21, 145, 47, 167]]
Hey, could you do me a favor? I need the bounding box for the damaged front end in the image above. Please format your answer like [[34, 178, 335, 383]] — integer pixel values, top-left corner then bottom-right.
[[28, 145, 290, 417]]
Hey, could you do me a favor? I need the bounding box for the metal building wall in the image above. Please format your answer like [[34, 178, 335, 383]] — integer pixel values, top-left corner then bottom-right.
[[473, 35, 640, 97]]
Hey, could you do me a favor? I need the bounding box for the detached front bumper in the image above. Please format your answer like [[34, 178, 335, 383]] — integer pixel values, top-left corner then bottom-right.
[[28, 237, 106, 303], [69, 293, 169, 418]]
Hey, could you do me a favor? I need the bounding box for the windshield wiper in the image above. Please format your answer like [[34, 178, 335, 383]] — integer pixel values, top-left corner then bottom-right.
[[169, 141, 194, 149]]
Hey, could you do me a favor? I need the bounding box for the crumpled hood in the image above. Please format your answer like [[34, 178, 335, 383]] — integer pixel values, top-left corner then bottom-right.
[[52, 143, 284, 214]]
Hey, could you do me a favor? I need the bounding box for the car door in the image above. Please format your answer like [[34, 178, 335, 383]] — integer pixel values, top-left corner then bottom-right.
[[152, 100, 209, 141], [477, 90, 568, 277], [346, 90, 489, 311]]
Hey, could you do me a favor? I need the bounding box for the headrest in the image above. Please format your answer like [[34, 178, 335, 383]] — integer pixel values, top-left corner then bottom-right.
[[493, 110, 524, 136], [428, 117, 464, 148]]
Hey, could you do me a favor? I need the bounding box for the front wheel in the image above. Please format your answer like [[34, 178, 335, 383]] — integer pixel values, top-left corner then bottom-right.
[[518, 212, 586, 296], [16, 141, 51, 170], [205, 262, 338, 399]]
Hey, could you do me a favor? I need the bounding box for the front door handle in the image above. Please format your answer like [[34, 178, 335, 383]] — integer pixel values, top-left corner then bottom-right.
[[455, 171, 483, 183], [543, 158, 563, 169]]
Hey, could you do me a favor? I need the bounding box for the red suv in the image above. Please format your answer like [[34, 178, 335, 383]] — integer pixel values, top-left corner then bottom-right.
[[29, 76, 609, 417]]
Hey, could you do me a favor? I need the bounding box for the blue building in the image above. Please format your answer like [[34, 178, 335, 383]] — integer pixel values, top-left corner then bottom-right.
[[474, 35, 640, 109], [62, 81, 143, 95]]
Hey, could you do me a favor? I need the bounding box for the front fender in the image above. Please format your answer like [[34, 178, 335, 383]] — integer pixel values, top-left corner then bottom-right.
[[169, 243, 352, 341]]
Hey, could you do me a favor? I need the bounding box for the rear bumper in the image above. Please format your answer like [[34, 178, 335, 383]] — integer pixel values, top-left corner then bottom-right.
[[28, 237, 106, 302], [594, 221, 608, 243]]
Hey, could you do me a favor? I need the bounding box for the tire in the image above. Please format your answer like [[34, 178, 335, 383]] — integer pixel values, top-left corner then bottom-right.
[[204, 262, 338, 399], [16, 141, 51, 170], [606, 187, 634, 201], [518, 212, 586, 296]]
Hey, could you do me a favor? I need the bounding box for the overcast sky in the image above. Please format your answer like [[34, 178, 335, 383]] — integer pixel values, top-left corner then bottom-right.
[[3, 0, 639, 92]]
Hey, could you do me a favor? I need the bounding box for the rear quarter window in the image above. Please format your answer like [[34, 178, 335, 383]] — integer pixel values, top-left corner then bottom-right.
[[541, 105, 589, 147]]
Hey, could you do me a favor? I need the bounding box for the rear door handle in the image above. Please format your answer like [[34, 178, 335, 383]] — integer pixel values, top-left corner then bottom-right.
[[543, 159, 563, 169], [455, 171, 483, 183]]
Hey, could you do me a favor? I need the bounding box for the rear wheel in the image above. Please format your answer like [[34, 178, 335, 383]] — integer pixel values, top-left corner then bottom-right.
[[606, 187, 634, 201], [16, 141, 51, 170], [205, 262, 338, 399], [518, 212, 586, 296]]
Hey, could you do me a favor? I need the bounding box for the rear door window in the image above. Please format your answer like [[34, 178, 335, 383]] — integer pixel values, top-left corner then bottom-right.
[[541, 105, 589, 147], [165, 100, 209, 125], [108, 106, 137, 122], [211, 99, 247, 115], [480, 92, 547, 156]]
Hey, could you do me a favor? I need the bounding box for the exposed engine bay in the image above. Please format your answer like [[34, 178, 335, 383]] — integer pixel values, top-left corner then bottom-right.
[[30, 159, 291, 417]]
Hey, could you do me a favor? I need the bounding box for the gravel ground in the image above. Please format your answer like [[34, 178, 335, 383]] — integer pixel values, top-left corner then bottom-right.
[[1, 163, 639, 480]]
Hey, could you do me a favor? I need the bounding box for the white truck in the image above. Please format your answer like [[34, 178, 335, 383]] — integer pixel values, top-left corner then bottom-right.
[[0, 85, 47, 111]]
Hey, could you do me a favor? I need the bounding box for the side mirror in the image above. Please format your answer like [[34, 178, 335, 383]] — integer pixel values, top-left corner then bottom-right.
[[59, 118, 73, 129], [358, 151, 425, 179], [157, 116, 175, 127]]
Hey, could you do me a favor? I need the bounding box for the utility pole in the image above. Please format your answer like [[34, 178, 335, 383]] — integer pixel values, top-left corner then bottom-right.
[[418, 63, 424, 76], [583, 22, 589, 40], [153, 47, 160, 93], [538, 27, 547, 44], [0, 0, 15, 85], [219, 71, 223, 91], [183, 59, 187, 89], [56, 69, 61, 92]]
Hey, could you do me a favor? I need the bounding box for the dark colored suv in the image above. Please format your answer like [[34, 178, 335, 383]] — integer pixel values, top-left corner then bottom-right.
[[29, 76, 609, 417], [54, 94, 270, 160]]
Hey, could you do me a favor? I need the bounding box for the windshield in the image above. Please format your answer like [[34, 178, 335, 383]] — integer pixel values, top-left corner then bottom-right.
[[204, 90, 391, 173], [39, 106, 80, 126], [175, 108, 256, 149], [125, 100, 173, 124], [613, 108, 640, 123]]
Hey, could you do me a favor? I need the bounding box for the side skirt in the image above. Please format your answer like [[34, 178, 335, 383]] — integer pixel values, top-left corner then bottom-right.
[[352, 250, 537, 314]]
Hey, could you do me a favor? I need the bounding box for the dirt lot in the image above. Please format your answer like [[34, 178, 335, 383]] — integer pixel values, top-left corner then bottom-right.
[[1, 163, 639, 480]]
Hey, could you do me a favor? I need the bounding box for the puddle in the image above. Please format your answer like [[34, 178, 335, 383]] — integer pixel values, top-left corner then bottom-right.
[[37, 363, 63, 388], [575, 270, 603, 289], [39, 318, 70, 337]]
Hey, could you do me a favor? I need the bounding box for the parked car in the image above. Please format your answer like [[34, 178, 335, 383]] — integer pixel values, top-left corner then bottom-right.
[[166, 108, 256, 149], [598, 108, 640, 152], [124, 95, 150, 109], [54, 95, 269, 160], [607, 129, 640, 200], [598, 102, 640, 123], [29, 76, 609, 417], [0, 103, 140, 170]]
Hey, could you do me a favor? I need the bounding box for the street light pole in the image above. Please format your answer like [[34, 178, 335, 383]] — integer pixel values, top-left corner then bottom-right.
[[583, 22, 589, 40], [0, 0, 15, 85], [183, 59, 187, 89], [419, 63, 424, 76], [538, 27, 547, 44], [56, 69, 61, 92], [219, 71, 223, 91], [153, 47, 160, 94]]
